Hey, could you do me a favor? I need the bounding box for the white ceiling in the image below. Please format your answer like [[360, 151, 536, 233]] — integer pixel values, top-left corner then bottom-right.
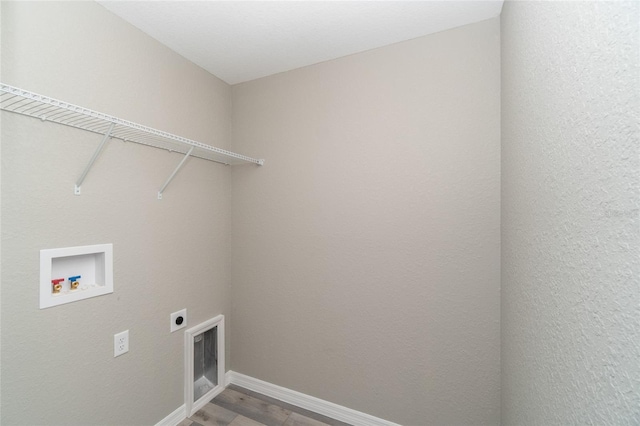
[[98, 1, 504, 85]]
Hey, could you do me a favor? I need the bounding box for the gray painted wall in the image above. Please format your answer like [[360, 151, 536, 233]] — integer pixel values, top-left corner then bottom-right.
[[1, 2, 233, 424], [231, 18, 501, 425], [501, 1, 640, 424], [8, 2, 635, 425]]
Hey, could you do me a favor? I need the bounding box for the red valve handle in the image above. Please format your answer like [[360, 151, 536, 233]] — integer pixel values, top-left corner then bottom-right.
[[51, 278, 65, 284]]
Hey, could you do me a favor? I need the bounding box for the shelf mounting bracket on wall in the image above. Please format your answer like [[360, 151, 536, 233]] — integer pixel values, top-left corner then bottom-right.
[[158, 146, 194, 200], [74, 123, 115, 195]]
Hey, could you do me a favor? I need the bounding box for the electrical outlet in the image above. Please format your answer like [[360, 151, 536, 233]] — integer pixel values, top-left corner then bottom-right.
[[170, 309, 187, 333], [114, 330, 129, 357]]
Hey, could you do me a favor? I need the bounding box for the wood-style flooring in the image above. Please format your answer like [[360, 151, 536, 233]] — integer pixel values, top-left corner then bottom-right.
[[179, 385, 352, 426]]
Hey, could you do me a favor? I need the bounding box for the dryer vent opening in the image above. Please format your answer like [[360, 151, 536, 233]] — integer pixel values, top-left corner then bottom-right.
[[193, 327, 217, 400], [185, 315, 225, 416]]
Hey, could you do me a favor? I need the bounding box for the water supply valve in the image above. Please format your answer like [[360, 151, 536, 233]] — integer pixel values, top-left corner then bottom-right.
[[51, 278, 64, 294], [68, 275, 81, 290]]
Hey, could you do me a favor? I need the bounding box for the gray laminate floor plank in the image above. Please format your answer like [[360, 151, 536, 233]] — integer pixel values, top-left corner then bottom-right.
[[191, 402, 239, 426], [283, 412, 330, 426], [228, 415, 267, 426], [188, 385, 352, 426], [226, 385, 352, 426], [212, 388, 292, 426]]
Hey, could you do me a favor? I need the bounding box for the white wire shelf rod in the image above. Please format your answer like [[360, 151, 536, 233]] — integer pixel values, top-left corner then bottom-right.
[[0, 83, 264, 166]]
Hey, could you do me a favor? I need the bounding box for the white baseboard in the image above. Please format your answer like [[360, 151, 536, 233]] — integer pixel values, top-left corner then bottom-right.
[[225, 371, 401, 426], [155, 404, 186, 426]]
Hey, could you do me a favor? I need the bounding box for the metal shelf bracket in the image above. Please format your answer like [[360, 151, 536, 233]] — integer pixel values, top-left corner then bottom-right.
[[158, 146, 194, 200], [74, 123, 115, 195]]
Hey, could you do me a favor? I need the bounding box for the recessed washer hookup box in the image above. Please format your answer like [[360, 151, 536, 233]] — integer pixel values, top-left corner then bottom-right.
[[39, 244, 113, 309]]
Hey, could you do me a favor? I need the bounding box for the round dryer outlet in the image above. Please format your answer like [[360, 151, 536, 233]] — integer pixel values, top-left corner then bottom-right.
[[170, 309, 187, 332]]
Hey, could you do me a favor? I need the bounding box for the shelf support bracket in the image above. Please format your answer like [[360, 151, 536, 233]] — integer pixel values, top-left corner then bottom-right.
[[158, 146, 194, 200], [74, 123, 115, 195]]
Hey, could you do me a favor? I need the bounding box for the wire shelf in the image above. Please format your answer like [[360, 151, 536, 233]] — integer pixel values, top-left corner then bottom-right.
[[0, 83, 264, 166]]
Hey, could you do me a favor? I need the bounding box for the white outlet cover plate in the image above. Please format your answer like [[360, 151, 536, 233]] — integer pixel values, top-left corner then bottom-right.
[[171, 309, 187, 333], [114, 330, 129, 357]]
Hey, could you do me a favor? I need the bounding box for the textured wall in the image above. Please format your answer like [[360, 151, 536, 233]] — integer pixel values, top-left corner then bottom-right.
[[1, 2, 233, 424], [501, 1, 640, 424], [231, 18, 501, 425]]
